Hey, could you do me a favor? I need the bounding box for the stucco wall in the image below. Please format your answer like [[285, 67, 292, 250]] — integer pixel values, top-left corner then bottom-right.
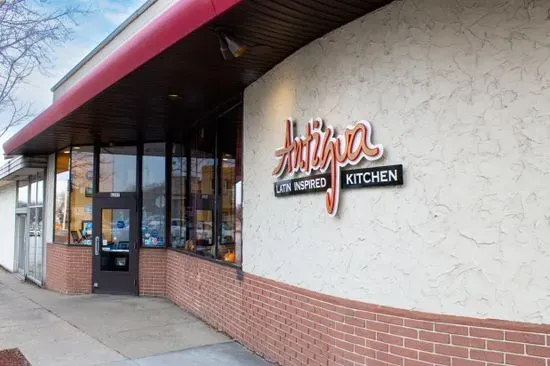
[[243, 0, 550, 324], [0, 183, 16, 271]]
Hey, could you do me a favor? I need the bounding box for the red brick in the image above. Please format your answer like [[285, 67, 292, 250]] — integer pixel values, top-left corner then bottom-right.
[[334, 339, 354, 352], [506, 353, 546, 366], [527, 345, 550, 357], [419, 330, 450, 344], [404, 359, 432, 366], [487, 340, 524, 354], [469, 327, 504, 340], [435, 323, 468, 336], [364, 357, 388, 366], [378, 314, 404, 325], [451, 358, 484, 366], [366, 339, 389, 352], [113, 250, 550, 366], [355, 327, 376, 340], [405, 338, 434, 353], [335, 322, 354, 334], [354, 345, 376, 358], [419, 351, 451, 366], [390, 345, 418, 359], [377, 350, 404, 365], [435, 344, 468, 358], [506, 331, 545, 345], [390, 325, 418, 339], [470, 349, 504, 363], [344, 333, 365, 346], [367, 320, 390, 333], [451, 335, 485, 349], [344, 316, 365, 327], [404, 319, 434, 331], [355, 310, 376, 320], [342, 349, 365, 364], [378, 332, 404, 346]]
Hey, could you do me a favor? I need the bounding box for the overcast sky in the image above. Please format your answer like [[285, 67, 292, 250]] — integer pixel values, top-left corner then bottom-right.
[[1, 0, 146, 155]]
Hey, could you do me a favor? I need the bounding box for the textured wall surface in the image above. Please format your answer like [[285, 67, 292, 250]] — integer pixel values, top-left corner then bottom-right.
[[0, 183, 16, 271], [243, 0, 550, 324]]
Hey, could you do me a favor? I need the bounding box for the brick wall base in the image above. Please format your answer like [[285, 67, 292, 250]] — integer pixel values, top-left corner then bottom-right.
[[45, 243, 92, 294], [139, 248, 166, 296], [166, 249, 550, 366], [43, 245, 550, 365]]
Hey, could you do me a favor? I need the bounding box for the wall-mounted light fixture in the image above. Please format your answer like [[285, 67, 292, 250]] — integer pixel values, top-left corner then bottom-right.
[[216, 30, 247, 60]]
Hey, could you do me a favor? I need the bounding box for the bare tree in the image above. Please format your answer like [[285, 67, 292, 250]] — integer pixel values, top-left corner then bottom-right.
[[0, 0, 86, 139]]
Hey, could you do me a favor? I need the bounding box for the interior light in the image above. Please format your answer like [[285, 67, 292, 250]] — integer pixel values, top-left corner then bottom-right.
[[167, 94, 181, 100], [73, 146, 80, 150], [63, 150, 70, 154]]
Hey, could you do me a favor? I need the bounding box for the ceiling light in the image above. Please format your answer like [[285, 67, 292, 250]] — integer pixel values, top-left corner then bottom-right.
[[73, 146, 80, 150], [63, 150, 70, 154], [218, 32, 247, 59], [167, 94, 181, 100]]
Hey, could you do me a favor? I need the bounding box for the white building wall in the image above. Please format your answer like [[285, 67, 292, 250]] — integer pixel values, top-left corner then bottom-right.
[[44, 154, 55, 244], [243, 0, 550, 324], [53, 0, 178, 100], [0, 183, 17, 271]]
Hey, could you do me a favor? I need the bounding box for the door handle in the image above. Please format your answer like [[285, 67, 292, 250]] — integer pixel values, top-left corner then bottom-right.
[[94, 236, 100, 256]]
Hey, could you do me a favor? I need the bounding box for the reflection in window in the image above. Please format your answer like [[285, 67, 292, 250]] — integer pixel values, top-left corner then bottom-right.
[[171, 144, 187, 248], [217, 113, 243, 265], [54, 151, 70, 243], [99, 146, 137, 192], [142, 143, 166, 247], [70, 147, 94, 245], [17, 180, 28, 208], [184, 125, 216, 257], [172, 106, 243, 266]]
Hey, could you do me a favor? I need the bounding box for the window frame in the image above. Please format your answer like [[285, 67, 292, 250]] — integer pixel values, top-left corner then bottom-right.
[[168, 102, 243, 267]]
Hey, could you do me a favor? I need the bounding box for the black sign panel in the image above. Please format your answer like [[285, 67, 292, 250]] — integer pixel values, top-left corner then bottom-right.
[[274, 164, 403, 197], [341, 164, 403, 189], [274, 173, 330, 197]]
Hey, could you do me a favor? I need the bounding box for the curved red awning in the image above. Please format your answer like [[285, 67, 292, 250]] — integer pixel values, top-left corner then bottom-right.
[[3, 0, 242, 156]]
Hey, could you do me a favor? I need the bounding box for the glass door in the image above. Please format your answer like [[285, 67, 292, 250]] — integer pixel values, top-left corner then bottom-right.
[[92, 196, 138, 294]]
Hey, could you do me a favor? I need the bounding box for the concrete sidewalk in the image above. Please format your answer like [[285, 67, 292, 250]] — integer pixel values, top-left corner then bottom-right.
[[0, 270, 269, 366]]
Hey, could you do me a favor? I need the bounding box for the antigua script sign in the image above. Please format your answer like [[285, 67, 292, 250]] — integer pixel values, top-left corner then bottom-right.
[[273, 118, 403, 216]]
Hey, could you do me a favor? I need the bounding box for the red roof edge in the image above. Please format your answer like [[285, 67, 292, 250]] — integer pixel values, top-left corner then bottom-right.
[[3, 0, 242, 156]]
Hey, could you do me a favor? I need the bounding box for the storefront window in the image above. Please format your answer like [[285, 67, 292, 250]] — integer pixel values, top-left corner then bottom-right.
[[69, 147, 94, 244], [171, 144, 187, 248], [142, 143, 166, 247], [17, 180, 28, 208], [54, 151, 70, 243], [99, 146, 137, 192], [172, 107, 243, 266], [184, 125, 216, 256], [217, 113, 243, 264]]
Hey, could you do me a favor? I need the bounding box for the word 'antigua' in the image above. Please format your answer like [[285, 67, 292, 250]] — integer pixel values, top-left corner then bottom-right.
[[273, 118, 383, 216]]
